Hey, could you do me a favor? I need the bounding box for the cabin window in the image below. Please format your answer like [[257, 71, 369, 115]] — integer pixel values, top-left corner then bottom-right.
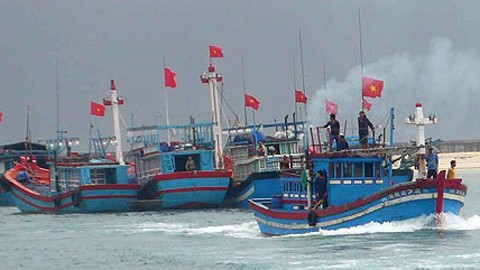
[[90, 169, 106, 184], [343, 163, 352, 178], [331, 163, 342, 178], [174, 154, 200, 172], [365, 163, 374, 177], [353, 163, 363, 178]]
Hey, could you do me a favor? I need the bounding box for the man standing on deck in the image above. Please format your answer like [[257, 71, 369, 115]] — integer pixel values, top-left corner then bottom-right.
[[323, 113, 341, 151], [447, 160, 456, 179], [358, 111, 375, 149], [425, 147, 438, 178]]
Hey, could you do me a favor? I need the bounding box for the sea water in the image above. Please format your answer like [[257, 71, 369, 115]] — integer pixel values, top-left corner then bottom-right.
[[1, 169, 479, 270]]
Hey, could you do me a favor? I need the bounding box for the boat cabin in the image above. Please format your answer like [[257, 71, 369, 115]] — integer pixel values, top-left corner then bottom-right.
[[126, 123, 217, 183], [51, 163, 131, 192], [280, 153, 397, 210], [223, 122, 305, 183]]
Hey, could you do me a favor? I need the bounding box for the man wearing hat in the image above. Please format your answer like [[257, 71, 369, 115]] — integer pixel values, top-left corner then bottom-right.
[[425, 146, 438, 179], [337, 133, 350, 151], [323, 113, 341, 151]]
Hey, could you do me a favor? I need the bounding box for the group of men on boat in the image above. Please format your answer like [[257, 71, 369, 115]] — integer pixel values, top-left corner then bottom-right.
[[322, 111, 375, 151]]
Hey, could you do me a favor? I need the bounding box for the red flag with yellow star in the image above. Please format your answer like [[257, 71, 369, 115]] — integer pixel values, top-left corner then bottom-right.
[[209, 45, 224, 58], [90, 101, 106, 117], [362, 77, 384, 98], [295, 90, 308, 104], [164, 67, 177, 88], [244, 94, 260, 111]]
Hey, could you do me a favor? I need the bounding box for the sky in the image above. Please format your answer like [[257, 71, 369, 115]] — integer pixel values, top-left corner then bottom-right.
[[1, 0, 479, 149]]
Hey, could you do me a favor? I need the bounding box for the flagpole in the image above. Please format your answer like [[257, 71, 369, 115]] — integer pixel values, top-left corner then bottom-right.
[[241, 54, 248, 126], [299, 28, 312, 210], [323, 57, 328, 121], [163, 56, 171, 144], [89, 115, 93, 155], [293, 52, 298, 120], [358, 9, 365, 111], [299, 29, 307, 121]]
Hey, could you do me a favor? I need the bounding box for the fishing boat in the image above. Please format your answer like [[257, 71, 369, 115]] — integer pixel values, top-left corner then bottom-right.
[[0, 142, 48, 206], [126, 122, 232, 209], [4, 80, 142, 213], [249, 104, 468, 236], [125, 63, 231, 209], [223, 121, 305, 207]]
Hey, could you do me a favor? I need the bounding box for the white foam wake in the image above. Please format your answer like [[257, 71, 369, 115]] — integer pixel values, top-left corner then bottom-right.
[[316, 213, 480, 236], [135, 221, 261, 239]]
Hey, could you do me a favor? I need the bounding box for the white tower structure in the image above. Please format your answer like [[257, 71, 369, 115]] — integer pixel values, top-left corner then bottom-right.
[[109, 80, 125, 165], [201, 64, 224, 169], [405, 102, 437, 177]]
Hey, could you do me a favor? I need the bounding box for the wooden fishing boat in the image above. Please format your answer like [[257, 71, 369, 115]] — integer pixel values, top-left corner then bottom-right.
[[250, 104, 468, 235]]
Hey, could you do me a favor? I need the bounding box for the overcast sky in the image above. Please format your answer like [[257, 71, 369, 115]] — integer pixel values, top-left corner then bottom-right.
[[1, 0, 479, 148]]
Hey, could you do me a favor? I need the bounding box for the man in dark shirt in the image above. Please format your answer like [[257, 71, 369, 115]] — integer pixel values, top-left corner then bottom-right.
[[358, 111, 375, 149], [323, 113, 340, 151], [337, 133, 350, 151]]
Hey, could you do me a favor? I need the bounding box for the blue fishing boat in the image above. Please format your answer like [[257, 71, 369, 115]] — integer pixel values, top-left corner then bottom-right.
[[223, 121, 305, 207], [3, 80, 143, 213], [249, 105, 468, 236], [127, 122, 232, 209], [125, 63, 231, 209], [4, 160, 138, 213]]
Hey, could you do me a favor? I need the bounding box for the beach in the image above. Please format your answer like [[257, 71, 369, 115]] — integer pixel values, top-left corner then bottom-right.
[[439, 151, 480, 170]]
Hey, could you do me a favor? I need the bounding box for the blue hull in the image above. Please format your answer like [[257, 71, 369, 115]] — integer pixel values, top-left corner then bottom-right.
[[0, 189, 15, 206], [9, 183, 139, 214], [250, 181, 467, 236], [154, 170, 231, 209], [225, 171, 297, 208]]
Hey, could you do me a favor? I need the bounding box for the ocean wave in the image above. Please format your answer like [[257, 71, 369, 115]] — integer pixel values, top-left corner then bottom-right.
[[133, 221, 262, 239]]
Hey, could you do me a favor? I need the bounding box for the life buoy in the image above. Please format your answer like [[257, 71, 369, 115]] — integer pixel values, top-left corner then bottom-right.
[[307, 209, 317, 227], [72, 189, 82, 208]]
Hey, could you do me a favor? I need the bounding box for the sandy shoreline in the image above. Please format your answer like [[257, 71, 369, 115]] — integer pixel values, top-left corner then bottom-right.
[[439, 151, 480, 170]]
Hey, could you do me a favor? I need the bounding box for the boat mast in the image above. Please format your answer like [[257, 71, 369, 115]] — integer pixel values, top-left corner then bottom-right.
[[110, 80, 125, 165], [163, 57, 171, 144], [358, 9, 365, 111], [299, 29, 307, 120], [298, 28, 312, 210], [202, 64, 224, 169], [25, 105, 31, 154], [241, 54, 248, 126]]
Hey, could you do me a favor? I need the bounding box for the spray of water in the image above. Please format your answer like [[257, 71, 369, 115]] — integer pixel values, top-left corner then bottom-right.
[[308, 37, 480, 141]]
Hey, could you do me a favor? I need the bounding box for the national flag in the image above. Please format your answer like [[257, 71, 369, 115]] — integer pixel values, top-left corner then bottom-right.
[[110, 79, 116, 91], [295, 90, 308, 104], [0, 112, 3, 123], [363, 98, 372, 111], [325, 99, 338, 114], [90, 101, 106, 117], [209, 45, 224, 58], [164, 67, 177, 88], [362, 76, 384, 98], [103, 99, 112, 106], [244, 94, 260, 111], [301, 168, 308, 188]]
